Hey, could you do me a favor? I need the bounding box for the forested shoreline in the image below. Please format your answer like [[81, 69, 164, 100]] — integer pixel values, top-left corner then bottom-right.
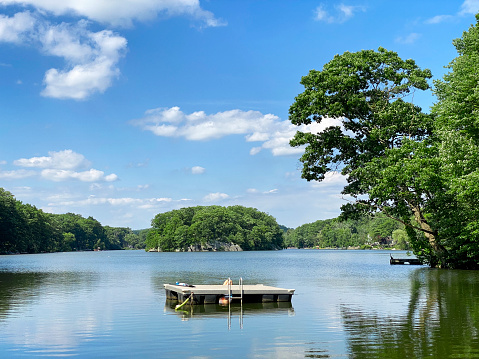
[[284, 214, 409, 250], [2, 186, 411, 255], [0, 188, 147, 254]]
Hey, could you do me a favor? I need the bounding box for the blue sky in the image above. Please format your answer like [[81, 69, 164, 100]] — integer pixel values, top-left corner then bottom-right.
[[0, 0, 478, 230]]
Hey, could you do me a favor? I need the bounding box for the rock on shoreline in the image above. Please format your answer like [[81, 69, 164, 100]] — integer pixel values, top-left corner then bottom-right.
[[186, 241, 243, 252], [148, 241, 243, 252]]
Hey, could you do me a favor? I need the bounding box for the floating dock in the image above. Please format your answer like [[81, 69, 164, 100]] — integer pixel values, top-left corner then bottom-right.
[[164, 282, 295, 305], [390, 256, 422, 265]]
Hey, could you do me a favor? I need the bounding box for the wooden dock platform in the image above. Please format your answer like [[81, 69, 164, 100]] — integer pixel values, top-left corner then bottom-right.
[[390, 255, 422, 265], [164, 283, 295, 305]]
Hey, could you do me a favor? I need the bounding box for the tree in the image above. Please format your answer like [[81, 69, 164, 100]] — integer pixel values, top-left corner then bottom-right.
[[289, 48, 446, 264], [430, 14, 479, 268], [0, 189, 24, 253]]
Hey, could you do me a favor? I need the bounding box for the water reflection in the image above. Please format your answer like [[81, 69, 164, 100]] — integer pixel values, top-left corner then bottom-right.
[[0, 271, 98, 320], [165, 300, 294, 317], [341, 268, 479, 358]]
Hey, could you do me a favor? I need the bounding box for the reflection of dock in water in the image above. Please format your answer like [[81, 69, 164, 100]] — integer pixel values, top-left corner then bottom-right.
[[164, 281, 295, 305], [165, 300, 295, 328]]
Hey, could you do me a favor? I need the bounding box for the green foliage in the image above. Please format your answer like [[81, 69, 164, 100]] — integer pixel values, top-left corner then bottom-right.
[[147, 205, 283, 251], [289, 16, 479, 268], [284, 215, 405, 249], [0, 187, 144, 254], [289, 47, 438, 257], [429, 14, 479, 269]]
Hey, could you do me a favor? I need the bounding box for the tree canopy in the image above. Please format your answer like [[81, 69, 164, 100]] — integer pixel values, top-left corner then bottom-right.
[[284, 214, 407, 250], [146, 205, 284, 251], [0, 188, 145, 254], [289, 16, 479, 269]]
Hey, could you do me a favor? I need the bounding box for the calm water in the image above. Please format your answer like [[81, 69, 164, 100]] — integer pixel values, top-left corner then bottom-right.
[[1, 250, 479, 358]]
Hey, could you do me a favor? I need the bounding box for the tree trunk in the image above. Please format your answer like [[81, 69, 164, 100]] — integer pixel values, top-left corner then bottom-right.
[[411, 206, 447, 268]]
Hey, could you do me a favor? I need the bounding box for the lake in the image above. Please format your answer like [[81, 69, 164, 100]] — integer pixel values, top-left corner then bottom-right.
[[1, 249, 478, 358]]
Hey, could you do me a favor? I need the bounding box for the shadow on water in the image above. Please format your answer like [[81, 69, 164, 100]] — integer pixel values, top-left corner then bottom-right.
[[341, 268, 479, 358]]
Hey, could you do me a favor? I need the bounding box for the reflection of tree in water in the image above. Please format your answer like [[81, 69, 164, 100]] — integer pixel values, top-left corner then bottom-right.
[[0, 272, 47, 320], [0, 271, 98, 321], [341, 268, 479, 358]]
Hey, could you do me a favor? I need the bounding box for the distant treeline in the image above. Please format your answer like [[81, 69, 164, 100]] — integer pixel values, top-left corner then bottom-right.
[[146, 205, 284, 251], [1, 187, 409, 255], [284, 214, 409, 249], [0, 188, 147, 254]]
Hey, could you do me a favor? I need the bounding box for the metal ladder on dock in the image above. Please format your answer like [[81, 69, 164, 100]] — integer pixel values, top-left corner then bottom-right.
[[226, 277, 243, 330], [227, 277, 243, 303]]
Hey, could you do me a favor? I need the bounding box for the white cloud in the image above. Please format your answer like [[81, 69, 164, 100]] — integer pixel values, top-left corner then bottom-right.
[[41, 169, 118, 182], [426, 1, 479, 24], [424, 15, 454, 24], [191, 166, 205, 175], [14, 149, 90, 169], [0, 169, 36, 179], [310, 171, 348, 187], [50, 196, 172, 208], [203, 192, 229, 202], [132, 107, 280, 140], [314, 3, 365, 23], [0, 160, 6, 165], [314, 5, 331, 22], [40, 27, 127, 99], [0, 0, 226, 28], [0, 11, 35, 43], [0, 12, 127, 99], [9, 150, 118, 183], [459, 0, 479, 15], [249, 147, 262, 155], [395, 32, 421, 44], [132, 106, 343, 157], [264, 189, 278, 194], [0, 1, 224, 99]]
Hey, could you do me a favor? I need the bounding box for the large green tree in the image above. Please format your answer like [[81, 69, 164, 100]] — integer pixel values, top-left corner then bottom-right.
[[430, 14, 479, 268], [289, 47, 448, 265]]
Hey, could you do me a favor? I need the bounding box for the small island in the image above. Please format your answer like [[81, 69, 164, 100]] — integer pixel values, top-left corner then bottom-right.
[[145, 205, 284, 252]]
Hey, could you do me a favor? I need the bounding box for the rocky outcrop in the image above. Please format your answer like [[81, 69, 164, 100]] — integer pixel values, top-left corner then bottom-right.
[[185, 241, 243, 252]]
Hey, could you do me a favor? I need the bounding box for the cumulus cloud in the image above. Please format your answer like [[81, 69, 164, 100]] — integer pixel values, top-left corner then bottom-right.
[[0, 13, 127, 99], [14, 149, 90, 169], [9, 150, 118, 183], [314, 3, 365, 23], [203, 192, 229, 202], [132, 107, 280, 141], [132, 106, 343, 156], [0, 11, 36, 43], [0, 0, 226, 28], [191, 166, 205, 175], [0, 1, 224, 99], [52, 196, 172, 207], [41, 169, 118, 182], [40, 25, 127, 99]]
